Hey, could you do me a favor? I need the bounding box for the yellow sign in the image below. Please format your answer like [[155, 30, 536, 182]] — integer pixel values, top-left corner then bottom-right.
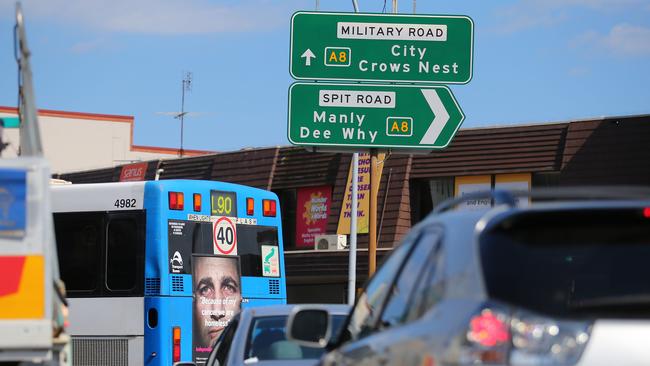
[[454, 173, 532, 209], [495, 173, 531, 206], [337, 153, 385, 234], [454, 175, 492, 210], [324, 47, 351, 67]]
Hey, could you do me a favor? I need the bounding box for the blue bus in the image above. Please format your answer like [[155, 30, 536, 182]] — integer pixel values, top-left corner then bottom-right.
[[51, 180, 287, 366]]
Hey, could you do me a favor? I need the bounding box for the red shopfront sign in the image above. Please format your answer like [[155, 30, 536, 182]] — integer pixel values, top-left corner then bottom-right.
[[295, 186, 331, 248], [119, 162, 148, 182]]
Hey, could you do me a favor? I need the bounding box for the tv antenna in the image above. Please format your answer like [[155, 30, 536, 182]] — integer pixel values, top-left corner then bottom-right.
[[156, 73, 209, 155], [178, 72, 192, 157]]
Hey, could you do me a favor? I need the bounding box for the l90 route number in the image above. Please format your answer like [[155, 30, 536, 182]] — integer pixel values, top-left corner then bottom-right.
[[114, 198, 137, 208]]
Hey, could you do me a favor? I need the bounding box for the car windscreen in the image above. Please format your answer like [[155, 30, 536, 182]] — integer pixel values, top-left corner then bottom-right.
[[480, 207, 650, 318], [244, 314, 346, 361]]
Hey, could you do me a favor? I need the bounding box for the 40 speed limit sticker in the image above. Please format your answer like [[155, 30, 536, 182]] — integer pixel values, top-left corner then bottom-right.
[[212, 217, 237, 255]]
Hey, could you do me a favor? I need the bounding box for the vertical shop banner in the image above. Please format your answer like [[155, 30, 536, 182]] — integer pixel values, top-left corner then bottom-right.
[[455, 175, 492, 210], [495, 173, 531, 207], [337, 153, 385, 234], [192, 255, 242, 365], [295, 186, 332, 248]]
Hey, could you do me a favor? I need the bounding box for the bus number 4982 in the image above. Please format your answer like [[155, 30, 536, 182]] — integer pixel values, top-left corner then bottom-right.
[[114, 198, 137, 208]]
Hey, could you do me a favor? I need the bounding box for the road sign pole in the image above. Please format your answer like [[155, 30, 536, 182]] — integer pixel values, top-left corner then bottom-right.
[[348, 152, 358, 305], [368, 0, 394, 277], [348, 2, 360, 307], [369, 149, 379, 276]]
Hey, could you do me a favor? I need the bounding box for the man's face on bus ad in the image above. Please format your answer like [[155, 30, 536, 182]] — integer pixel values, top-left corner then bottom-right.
[[192, 255, 242, 354]]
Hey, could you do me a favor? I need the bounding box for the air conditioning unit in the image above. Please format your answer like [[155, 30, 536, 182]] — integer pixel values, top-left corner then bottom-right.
[[314, 234, 348, 250]]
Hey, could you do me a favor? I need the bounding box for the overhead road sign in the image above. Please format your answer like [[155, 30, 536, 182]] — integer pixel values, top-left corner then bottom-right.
[[287, 82, 465, 150], [290, 12, 474, 84]]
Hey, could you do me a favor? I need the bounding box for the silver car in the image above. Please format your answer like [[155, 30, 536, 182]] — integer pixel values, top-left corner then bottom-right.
[[204, 304, 349, 366], [288, 189, 650, 365]]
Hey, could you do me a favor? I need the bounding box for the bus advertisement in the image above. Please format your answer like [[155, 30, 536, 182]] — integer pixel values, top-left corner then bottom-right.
[[51, 180, 287, 366]]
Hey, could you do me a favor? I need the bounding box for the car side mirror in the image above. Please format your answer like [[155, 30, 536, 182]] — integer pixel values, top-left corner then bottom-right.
[[286, 306, 331, 348]]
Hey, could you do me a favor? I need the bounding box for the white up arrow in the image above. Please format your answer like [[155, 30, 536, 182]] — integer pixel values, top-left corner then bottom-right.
[[419, 89, 450, 145], [301, 49, 315, 66]]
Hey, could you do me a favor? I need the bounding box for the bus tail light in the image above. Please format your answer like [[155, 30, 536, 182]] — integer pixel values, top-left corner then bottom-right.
[[193, 193, 201, 212], [169, 192, 184, 210], [247, 197, 254, 215], [172, 326, 181, 362], [263, 199, 276, 217]]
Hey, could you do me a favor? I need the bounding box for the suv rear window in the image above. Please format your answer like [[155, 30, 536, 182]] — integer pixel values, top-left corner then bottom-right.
[[480, 207, 650, 318]]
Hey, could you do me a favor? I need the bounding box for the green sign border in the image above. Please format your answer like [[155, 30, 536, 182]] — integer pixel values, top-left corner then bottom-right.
[[289, 11, 475, 84], [287, 82, 465, 150]]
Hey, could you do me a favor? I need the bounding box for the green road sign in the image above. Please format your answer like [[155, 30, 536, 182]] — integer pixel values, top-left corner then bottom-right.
[[288, 83, 465, 150], [290, 12, 474, 84]]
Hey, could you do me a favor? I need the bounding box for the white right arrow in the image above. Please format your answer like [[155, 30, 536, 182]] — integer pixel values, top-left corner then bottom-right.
[[419, 89, 449, 145], [301, 49, 316, 66]]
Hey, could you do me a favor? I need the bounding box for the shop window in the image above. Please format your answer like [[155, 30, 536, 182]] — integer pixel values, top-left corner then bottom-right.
[[533, 172, 560, 188], [430, 178, 454, 207], [409, 178, 453, 224]]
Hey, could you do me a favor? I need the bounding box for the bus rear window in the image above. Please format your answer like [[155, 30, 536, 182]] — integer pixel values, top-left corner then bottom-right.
[[480, 208, 650, 318], [238, 225, 279, 277], [170, 221, 280, 278]]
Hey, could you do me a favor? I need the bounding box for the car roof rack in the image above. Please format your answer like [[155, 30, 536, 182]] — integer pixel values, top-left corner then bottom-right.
[[432, 186, 650, 214]]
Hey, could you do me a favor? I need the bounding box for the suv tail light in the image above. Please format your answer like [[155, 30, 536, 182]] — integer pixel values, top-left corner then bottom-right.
[[460, 306, 510, 364], [455, 303, 591, 365], [510, 311, 590, 365]]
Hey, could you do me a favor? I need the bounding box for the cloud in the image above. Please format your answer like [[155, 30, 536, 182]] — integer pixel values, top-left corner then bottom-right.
[[562, 0, 648, 10], [494, 0, 648, 34], [568, 66, 590, 77], [7, 0, 290, 35], [70, 38, 110, 54], [572, 24, 650, 56], [494, 5, 567, 34]]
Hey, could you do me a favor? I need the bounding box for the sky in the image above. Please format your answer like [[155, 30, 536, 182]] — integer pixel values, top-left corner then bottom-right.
[[1, 0, 649, 152]]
